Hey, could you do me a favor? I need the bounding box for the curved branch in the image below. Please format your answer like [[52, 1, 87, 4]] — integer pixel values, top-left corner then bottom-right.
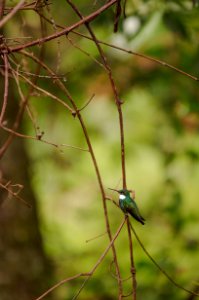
[[35, 217, 126, 300], [130, 223, 199, 297], [2, 0, 117, 54]]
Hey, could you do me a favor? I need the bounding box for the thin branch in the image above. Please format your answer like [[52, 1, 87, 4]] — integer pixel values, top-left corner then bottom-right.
[[35, 273, 89, 300], [66, 2, 124, 297], [66, 35, 105, 70], [35, 217, 126, 300], [2, 0, 117, 54], [67, 2, 127, 190], [71, 217, 127, 300], [106, 195, 119, 208], [1, 123, 89, 152], [33, 10, 199, 82], [0, 0, 25, 28], [0, 181, 31, 208], [126, 217, 136, 300], [61, 144, 89, 152], [0, 53, 9, 124], [21, 47, 122, 298], [72, 31, 199, 82], [78, 94, 95, 112], [0, 31, 48, 159], [114, 0, 122, 32], [130, 223, 199, 297], [10, 62, 40, 136], [0, 0, 5, 19], [12, 69, 74, 114], [85, 231, 107, 243]]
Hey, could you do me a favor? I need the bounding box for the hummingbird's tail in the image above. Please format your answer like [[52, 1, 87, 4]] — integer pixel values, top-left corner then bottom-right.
[[137, 218, 145, 225], [130, 212, 145, 225]]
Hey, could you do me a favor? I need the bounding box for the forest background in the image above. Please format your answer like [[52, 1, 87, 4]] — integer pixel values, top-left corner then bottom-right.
[[0, 1, 199, 300]]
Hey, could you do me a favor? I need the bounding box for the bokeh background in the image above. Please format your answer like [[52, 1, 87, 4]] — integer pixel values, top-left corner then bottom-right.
[[1, 0, 199, 299]]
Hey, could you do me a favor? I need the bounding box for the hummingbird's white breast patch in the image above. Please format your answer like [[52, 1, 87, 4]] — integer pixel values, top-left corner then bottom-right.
[[119, 194, 126, 200]]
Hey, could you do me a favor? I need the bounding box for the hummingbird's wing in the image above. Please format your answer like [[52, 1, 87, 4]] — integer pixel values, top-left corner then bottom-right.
[[127, 200, 145, 225]]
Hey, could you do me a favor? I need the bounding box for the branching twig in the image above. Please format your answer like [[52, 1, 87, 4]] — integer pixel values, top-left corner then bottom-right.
[[130, 223, 199, 297], [1, 0, 117, 54], [66, 2, 125, 297], [35, 217, 126, 300], [12, 69, 74, 114], [0, 0, 25, 28], [72, 31, 199, 82], [114, 0, 122, 32], [0, 181, 31, 208], [67, 35, 105, 70], [33, 10, 199, 82], [21, 42, 123, 298]]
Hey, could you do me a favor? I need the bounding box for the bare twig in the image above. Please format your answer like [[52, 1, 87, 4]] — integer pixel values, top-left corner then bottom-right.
[[0, 181, 31, 208], [2, 0, 117, 54], [0, 0, 5, 19], [130, 223, 199, 297], [85, 231, 107, 243], [21, 45, 122, 298], [0, 0, 25, 28], [67, 35, 105, 70], [71, 216, 127, 300], [78, 94, 95, 112], [114, 0, 122, 32], [12, 70, 74, 114], [72, 31, 199, 82], [0, 53, 9, 124], [66, 2, 124, 297], [126, 217, 136, 300], [0, 28, 48, 159], [33, 11, 199, 82], [35, 217, 126, 300]]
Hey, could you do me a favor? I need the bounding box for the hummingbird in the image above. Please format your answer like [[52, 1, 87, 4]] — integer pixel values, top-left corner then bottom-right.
[[109, 188, 145, 225]]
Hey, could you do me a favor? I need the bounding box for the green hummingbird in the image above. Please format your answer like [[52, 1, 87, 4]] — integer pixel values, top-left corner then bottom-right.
[[109, 188, 145, 225]]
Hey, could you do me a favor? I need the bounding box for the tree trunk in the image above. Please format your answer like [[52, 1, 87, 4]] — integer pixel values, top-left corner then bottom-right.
[[0, 82, 53, 300]]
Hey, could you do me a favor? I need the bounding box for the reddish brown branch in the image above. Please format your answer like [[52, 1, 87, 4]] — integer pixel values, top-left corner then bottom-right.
[[114, 0, 122, 32], [13, 70, 73, 113], [126, 218, 136, 300], [0, 181, 31, 208], [1, 0, 117, 54], [0, 0, 5, 19], [35, 217, 126, 300], [130, 223, 199, 297], [66, 1, 124, 297], [72, 31, 199, 82], [35, 11, 199, 82], [0, 53, 9, 124], [0, 0, 25, 28], [20, 47, 122, 297], [67, 2, 127, 190]]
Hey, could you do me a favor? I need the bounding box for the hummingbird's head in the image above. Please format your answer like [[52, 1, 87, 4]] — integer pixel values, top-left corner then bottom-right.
[[108, 188, 131, 198]]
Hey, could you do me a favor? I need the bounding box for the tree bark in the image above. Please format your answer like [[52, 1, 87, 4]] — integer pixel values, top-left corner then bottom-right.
[[0, 82, 53, 300]]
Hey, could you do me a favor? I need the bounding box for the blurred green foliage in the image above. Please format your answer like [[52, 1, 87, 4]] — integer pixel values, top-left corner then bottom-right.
[[9, 0, 199, 298]]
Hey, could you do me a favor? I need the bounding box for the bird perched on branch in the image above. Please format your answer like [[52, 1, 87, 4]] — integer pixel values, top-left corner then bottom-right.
[[109, 188, 145, 225]]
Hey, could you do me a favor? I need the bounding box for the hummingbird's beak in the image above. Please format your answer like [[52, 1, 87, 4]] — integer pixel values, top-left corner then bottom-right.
[[108, 188, 119, 193]]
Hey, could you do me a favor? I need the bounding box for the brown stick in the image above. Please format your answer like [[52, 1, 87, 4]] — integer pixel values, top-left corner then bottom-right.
[[66, 2, 125, 298], [0, 53, 9, 124], [130, 223, 199, 297], [35, 217, 127, 300], [0, 0, 25, 28], [20, 47, 123, 298], [1, 0, 117, 54], [126, 218, 136, 300]]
